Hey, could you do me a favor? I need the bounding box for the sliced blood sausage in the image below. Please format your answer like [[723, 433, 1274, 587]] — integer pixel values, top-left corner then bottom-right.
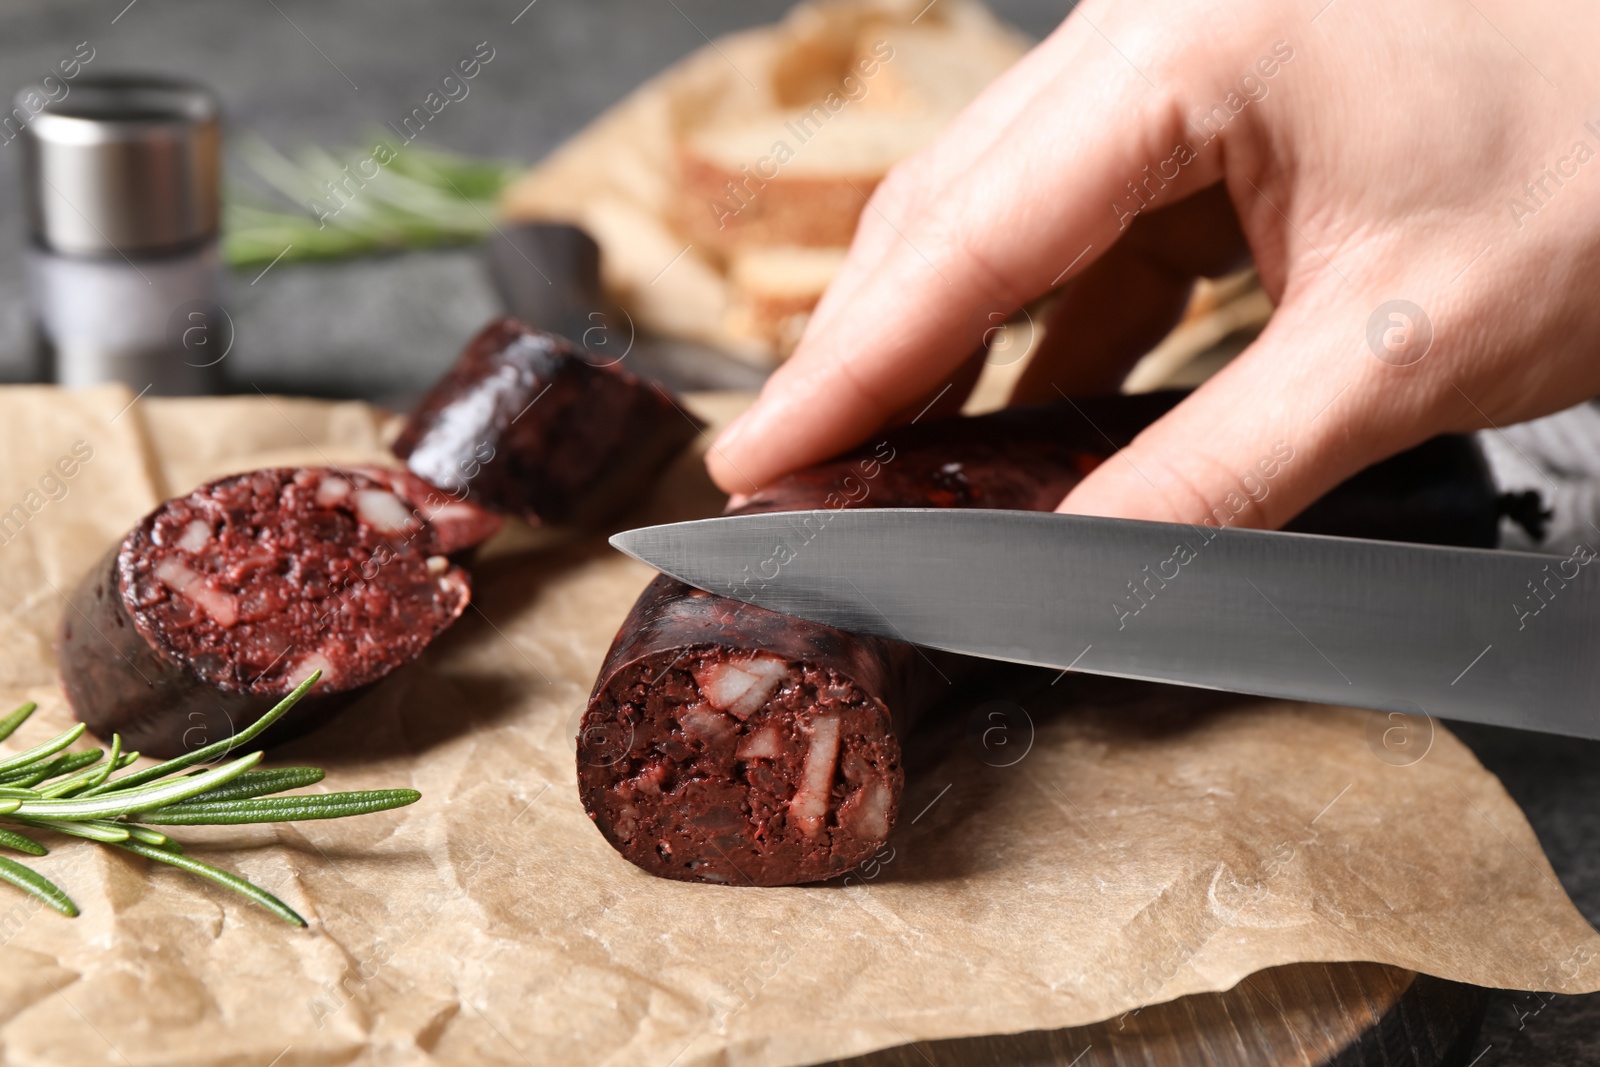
[[577, 392, 1500, 886], [578, 575, 953, 885], [59, 467, 472, 758], [392, 318, 703, 528]]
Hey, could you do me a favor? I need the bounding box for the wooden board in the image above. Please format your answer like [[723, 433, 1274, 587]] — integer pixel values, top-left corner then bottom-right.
[[827, 963, 1486, 1067]]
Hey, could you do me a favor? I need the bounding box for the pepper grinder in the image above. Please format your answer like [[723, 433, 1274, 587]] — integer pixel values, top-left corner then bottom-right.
[[18, 74, 227, 394]]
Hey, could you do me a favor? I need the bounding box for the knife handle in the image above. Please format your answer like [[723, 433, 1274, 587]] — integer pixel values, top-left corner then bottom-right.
[[1290, 433, 1503, 548], [484, 221, 621, 349], [482, 221, 772, 393]]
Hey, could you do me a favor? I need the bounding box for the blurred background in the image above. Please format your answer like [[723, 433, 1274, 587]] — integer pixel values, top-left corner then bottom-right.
[[0, 0, 1071, 405], [4, 1, 1600, 1060]]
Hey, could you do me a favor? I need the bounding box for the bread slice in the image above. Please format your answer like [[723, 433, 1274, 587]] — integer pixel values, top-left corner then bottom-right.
[[725, 244, 849, 355], [853, 23, 1026, 117], [675, 4, 1028, 255], [677, 110, 945, 250]]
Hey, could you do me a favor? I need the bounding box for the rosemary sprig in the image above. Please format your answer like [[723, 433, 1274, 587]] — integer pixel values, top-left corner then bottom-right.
[[0, 671, 419, 926], [223, 133, 522, 268]]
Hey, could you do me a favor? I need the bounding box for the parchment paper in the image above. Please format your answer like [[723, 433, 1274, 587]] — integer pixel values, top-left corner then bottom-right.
[[0, 383, 1596, 1067]]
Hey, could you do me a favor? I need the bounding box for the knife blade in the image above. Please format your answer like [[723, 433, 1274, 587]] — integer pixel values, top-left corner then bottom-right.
[[611, 508, 1600, 739]]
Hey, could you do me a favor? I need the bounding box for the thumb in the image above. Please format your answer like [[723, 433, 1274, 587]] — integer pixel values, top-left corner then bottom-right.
[[1058, 303, 1429, 530]]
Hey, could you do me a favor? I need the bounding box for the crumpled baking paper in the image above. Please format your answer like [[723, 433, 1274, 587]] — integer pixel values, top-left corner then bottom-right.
[[0, 383, 1595, 1067]]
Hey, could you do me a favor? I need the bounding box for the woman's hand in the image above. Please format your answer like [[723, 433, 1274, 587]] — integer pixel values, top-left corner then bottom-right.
[[706, 0, 1600, 529]]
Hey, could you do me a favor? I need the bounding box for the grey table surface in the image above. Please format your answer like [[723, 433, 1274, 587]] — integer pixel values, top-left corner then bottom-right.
[[1, 1, 1598, 1063]]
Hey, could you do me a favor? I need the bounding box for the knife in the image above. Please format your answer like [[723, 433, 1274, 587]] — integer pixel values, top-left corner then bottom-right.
[[611, 508, 1600, 739], [483, 221, 770, 393]]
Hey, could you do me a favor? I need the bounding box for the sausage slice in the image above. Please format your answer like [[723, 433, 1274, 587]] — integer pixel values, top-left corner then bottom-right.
[[60, 467, 472, 757]]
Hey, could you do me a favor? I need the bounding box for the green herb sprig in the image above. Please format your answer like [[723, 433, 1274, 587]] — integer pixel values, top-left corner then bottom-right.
[[0, 672, 418, 926], [224, 133, 522, 268]]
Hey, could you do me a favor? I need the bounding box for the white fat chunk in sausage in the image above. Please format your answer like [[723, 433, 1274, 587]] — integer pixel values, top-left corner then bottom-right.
[[679, 704, 736, 744], [153, 557, 238, 628], [435, 568, 470, 611], [175, 519, 211, 554], [615, 803, 639, 839], [426, 555, 449, 576], [789, 713, 840, 838], [379, 480, 454, 523], [354, 489, 416, 534], [431, 501, 483, 524], [736, 724, 782, 760], [632, 760, 669, 796], [289, 650, 337, 688], [353, 466, 446, 514], [692, 655, 789, 719], [844, 778, 892, 841], [315, 476, 353, 507], [839, 748, 869, 783]]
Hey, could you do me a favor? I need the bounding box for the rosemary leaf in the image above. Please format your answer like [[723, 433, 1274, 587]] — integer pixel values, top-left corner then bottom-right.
[[134, 789, 420, 825], [113, 841, 304, 927], [15, 752, 263, 820], [9, 816, 130, 843], [0, 765, 67, 789], [0, 829, 46, 856], [124, 826, 178, 850], [0, 704, 36, 744], [0, 750, 106, 788], [37, 752, 139, 799], [184, 767, 325, 804], [79, 672, 319, 797], [0, 855, 76, 917], [0, 723, 88, 778], [58, 734, 120, 797]]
